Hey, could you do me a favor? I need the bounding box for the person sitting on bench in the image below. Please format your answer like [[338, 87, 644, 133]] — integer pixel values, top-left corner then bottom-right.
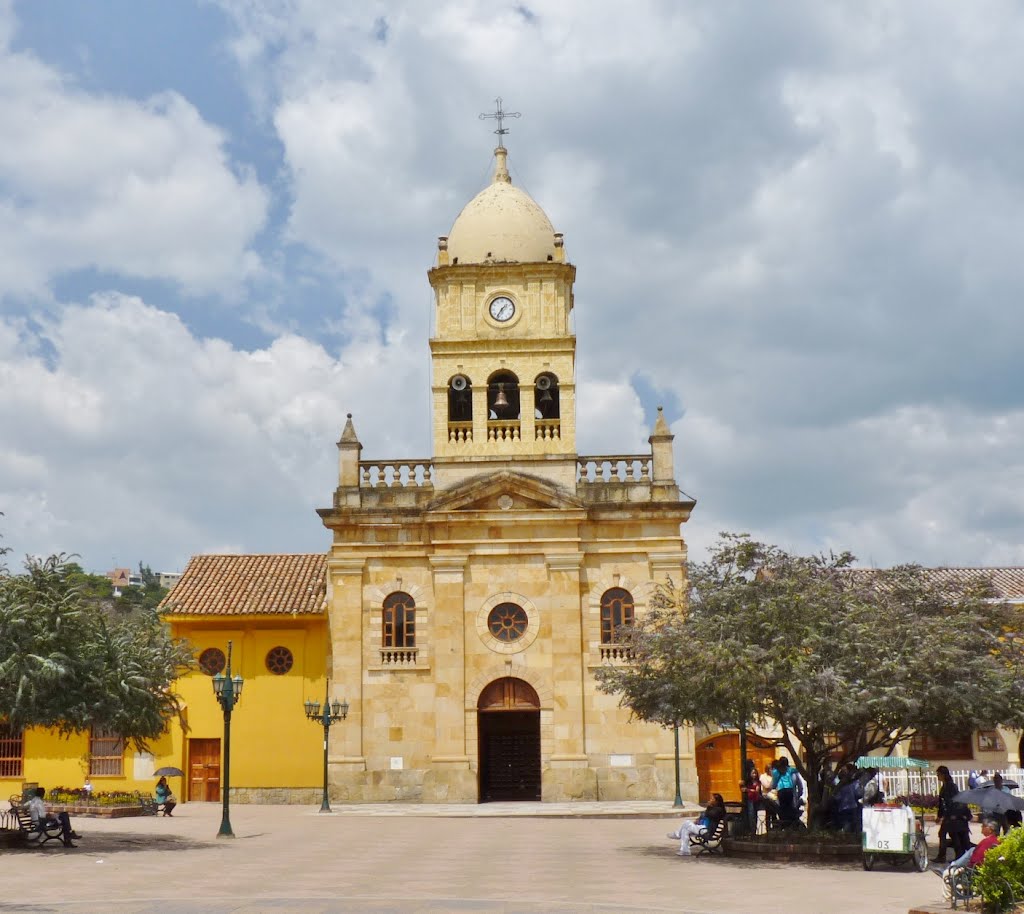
[[26, 787, 79, 847], [667, 793, 726, 856], [940, 816, 1001, 901], [155, 776, 177, 816]]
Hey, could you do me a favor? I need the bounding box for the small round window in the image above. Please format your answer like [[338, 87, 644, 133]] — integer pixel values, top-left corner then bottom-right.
[[265, 646, 294, 675], [199, 648, 226, 676], [487, 603, 529, 642]]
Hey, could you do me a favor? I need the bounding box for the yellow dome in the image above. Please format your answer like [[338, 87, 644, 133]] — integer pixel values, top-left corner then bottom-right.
[[446, 148, 557, 265]]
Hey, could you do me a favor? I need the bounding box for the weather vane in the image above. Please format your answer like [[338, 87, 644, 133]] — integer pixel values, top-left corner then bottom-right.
[[479, 97, 521, 149]]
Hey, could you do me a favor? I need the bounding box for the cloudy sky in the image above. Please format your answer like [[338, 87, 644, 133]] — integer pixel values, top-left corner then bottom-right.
[[1, 0, 1022, 574]]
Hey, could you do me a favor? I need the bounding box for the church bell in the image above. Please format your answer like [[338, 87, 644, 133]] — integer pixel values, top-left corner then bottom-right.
[[492, 383, 509, 411]]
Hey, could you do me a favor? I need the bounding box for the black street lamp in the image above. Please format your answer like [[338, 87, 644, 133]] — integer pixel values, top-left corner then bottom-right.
[[212, 640, 244, 838], [303, 679, 349, 813], [673, 723, 684, 808]]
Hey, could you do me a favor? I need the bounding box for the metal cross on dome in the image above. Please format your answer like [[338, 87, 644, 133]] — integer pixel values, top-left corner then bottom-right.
[[479, 97, 521, 148]]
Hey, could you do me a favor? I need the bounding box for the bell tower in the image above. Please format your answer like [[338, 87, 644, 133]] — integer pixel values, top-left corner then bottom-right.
[[427, 138, 577, 490]]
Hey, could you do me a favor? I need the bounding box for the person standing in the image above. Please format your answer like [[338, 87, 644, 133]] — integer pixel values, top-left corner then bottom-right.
[[933, 765, 957, 863], [772, 757, 800, 826], [741, 759, 762, 834]]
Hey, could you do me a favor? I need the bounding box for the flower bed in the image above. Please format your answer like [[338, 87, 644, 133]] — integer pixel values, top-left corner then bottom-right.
[[46, 803, 149, 818], [45, 787, 154, 818]]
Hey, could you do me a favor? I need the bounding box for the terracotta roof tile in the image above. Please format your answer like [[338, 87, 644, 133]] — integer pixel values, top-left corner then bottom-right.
[[159, 554, 327, 616], [848, 566, 1024, 601]]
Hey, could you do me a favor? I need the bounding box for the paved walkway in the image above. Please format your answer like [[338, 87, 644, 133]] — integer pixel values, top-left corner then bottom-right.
[[0, 802, 950, 913]]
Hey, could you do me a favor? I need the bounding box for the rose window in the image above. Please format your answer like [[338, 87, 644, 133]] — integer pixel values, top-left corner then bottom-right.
[[487, 603, 529, 642], [198, 647, 226, 676], [265, 646, 294, 675]]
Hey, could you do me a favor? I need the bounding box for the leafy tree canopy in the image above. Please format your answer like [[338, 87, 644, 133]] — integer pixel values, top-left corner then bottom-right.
[[0, 553, 194, 748], [596, 533, 1024, 815]]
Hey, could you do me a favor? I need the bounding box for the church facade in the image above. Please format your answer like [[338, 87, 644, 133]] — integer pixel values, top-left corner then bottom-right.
[[317, 142, 696, 802]]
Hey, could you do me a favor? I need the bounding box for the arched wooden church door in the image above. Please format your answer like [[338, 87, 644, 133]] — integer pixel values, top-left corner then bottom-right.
[[477, 677, 541, 802]]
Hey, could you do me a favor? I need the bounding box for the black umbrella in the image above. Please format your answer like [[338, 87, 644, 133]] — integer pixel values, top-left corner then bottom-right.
[[153, 766, 184, 777], [953, 787, 1024, 814]]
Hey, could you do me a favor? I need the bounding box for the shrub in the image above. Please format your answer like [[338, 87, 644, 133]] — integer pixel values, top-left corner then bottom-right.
[[973, 826, 1024, 912]]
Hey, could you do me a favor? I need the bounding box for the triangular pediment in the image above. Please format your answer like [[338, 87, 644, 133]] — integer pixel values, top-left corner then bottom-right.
[[427, 471, 584, 514]]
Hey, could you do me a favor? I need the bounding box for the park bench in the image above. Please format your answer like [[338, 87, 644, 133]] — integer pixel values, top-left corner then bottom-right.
[[7, 797, 65, 847], [942, 861, 1017, 911], [136, 792, 165, 816], [690, 816, 727, 856]]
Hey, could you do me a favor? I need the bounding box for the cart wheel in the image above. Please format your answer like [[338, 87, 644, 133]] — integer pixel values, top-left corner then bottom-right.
[[912, 835, 929, 873], [863, 853, 876, 871]]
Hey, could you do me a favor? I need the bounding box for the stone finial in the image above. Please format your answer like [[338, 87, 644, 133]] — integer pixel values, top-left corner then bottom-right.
[[553, 232, 565, 263], [648, 406, 675, 484], [337, 413, 362, 487], [493, 146, 511, 184], [437, 236, 449, 266]]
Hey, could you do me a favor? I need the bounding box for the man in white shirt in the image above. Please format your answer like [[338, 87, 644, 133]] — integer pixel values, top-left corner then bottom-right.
[[26, 787, 78, 847]]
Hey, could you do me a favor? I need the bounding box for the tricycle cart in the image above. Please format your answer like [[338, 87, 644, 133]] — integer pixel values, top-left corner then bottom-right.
[[857, 756, 930, 872]]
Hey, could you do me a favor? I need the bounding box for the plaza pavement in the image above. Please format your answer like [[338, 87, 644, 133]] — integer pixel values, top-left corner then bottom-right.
[[0, 801, 952, 914]]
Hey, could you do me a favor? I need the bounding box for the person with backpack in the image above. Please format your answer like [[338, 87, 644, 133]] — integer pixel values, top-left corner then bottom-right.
[[772, 757, 802, 826]]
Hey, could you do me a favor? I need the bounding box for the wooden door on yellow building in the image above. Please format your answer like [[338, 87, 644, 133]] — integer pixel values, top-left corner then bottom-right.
[[189, 738, 221, 801], [695, 734, 776, 803]]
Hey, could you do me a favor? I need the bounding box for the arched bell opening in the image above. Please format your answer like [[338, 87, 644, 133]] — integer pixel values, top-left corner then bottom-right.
[[533, 373, 560, 418], [487, 371, 521, 441], [447, 374, 473, 443], [477, 677, 541, 802]]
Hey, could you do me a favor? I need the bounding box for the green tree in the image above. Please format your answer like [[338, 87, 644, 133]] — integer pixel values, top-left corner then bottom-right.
[[596, 534, 1024, 826], [0, 553, 194, 747]]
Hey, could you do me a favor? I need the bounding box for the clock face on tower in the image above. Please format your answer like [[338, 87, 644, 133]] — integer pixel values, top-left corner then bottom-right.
[[488, 296, 516, 323]]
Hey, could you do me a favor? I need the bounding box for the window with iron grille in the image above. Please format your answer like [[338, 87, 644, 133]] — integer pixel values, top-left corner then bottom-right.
[[909, 732, 973, 759], [383, 592, 416, 648], [600, 588, 635, 644], [0, 724, 23, 778], [89, 727, 124, 776]]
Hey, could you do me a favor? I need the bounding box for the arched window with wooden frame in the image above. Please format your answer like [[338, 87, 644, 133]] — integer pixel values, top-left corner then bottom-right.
[[383, 591, 416, 649], [600, 587, 635, 645]]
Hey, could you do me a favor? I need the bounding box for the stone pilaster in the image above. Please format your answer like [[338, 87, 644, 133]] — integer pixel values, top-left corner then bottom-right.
[[428, 556, 470, 766], [545, 553, 587, 765], [328, 557, 367, 773]]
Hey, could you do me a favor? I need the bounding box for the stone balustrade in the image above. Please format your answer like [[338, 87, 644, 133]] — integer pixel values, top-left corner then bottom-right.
[[487, 420, 521, 442], [447, 421, 472, 443], [379, 647, 419, 666], [535, 419, 561, 440], [359, 461, 435, 489], [599, 645, 634, 663], [577, 455, 652, 485]]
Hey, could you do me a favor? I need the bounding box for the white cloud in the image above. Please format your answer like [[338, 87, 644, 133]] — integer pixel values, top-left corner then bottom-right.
[[2, 0, 1023, 570], [0, 293, 423, 570], [0, 20, 268, 298]]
